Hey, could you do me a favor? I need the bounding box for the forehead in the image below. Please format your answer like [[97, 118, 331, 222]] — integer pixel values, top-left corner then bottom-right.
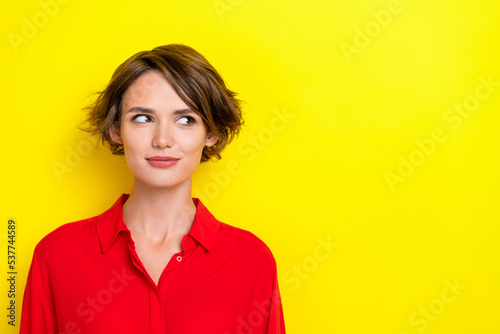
[[121, 70, 189, 112]]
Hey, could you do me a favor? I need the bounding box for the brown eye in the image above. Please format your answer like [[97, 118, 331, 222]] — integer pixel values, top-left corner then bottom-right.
[[177, 116, 196, 126], [133, 115, 152, 123]]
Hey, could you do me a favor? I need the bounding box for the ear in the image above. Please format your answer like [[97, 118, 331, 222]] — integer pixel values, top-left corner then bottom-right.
[[109, 122, 123, 145], [204, 131, 219, 148]]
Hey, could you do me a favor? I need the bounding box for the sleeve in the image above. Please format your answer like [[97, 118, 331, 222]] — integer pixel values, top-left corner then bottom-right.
[[19, 245, 58, 334], [265, 261, 286, 334]]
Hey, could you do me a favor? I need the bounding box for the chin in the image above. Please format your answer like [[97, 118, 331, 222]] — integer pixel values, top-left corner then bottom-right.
[[135, 173, 191, 189]]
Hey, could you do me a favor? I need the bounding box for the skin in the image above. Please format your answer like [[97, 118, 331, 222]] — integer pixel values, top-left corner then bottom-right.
[[109, 69, 218, 285]]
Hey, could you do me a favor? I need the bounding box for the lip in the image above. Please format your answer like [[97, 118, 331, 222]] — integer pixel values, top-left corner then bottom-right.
[[145, 156, 180, 168]]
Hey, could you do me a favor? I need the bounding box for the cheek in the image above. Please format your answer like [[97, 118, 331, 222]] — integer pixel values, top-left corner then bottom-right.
[[179, 131, 207, 152], [120, 130, 145, 162]]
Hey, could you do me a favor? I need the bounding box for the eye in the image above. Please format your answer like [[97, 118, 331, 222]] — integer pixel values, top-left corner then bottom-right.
[[132, 115, 152, 123], [177, 116, 196, 126]]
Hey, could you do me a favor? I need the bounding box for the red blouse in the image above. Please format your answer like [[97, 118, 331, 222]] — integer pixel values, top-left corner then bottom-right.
[[20, 194, 285, 334]]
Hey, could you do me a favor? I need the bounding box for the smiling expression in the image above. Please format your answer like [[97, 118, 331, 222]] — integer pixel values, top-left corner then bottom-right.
[[109, 70, 218, 189]]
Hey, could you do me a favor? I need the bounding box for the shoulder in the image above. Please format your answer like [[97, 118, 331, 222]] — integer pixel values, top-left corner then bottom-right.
[[34, 216, 99, 257], [216, 222, 277, 269]]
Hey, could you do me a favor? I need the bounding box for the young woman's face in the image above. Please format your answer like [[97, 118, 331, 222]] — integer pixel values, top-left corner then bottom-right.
[[110, 70, 217, 189]]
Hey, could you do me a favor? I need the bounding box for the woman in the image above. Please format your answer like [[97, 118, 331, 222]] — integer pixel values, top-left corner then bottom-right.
[[20, 44, 286, 333]]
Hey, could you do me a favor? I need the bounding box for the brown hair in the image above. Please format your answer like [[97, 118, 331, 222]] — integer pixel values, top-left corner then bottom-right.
[[81, 44, 244, 162]]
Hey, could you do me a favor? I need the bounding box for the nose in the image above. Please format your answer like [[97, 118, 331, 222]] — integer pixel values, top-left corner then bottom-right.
[[152, 123, 173, 149]]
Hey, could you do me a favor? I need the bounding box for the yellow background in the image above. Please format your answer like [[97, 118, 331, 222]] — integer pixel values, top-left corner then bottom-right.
[[1, 0, 499, 333]]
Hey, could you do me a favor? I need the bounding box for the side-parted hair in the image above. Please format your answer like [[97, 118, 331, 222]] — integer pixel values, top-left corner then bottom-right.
[[81, 44, 244, 162]]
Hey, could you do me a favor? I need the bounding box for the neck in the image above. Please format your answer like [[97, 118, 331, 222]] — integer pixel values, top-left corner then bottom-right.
[[122, 177, 197, 245]]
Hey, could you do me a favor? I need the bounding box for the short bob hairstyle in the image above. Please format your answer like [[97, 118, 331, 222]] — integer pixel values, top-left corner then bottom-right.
[[82, 44, 244, 162]]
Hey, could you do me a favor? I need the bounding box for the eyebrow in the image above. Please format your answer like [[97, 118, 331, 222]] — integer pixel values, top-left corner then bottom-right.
[[125, 106, 196, 115]]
